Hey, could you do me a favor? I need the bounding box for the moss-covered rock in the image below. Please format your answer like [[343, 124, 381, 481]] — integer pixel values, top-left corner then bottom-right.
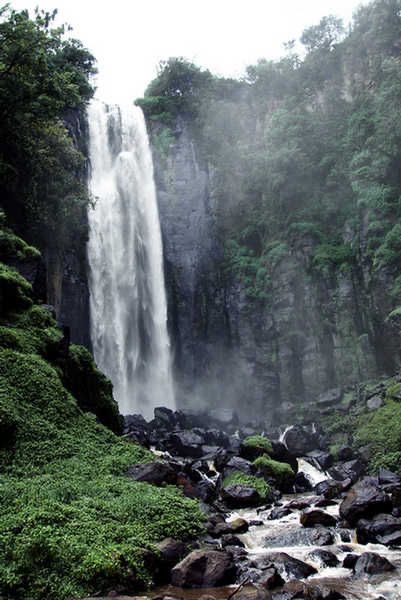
[[253, 454, 295, 491], [222, 470, 271, 500], [0, 262, 33, 316], [241, 434, 273, 460]]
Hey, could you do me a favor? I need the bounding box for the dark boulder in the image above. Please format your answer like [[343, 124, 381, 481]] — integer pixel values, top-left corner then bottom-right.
[[339, 478, 392, 526], [234, 585, 272, 600], [300, 508, 337, 528], [260, 552, 317, 580], [166, 430, 205, 458], [154, 538, 188, 582], [224, 456, 255, 478], [294, 472, 314, 493], [271, 440, 298, 471], [154, 406, 177, 428], [302, 584, 346, 599], [356, 513, 401, 545], [328, 459, 365, 483], [127, 461, 177, 486], [308, 549, 339, 567], [269, 506, 293, 520], [203, 429, 230, 448], [222, 484, 263, 508], [282, 425, 319, 456], [221, 534, 245, 548], [342, 553, 358, 570], [306, 450, 334, 471], [353, 552, 395, 575], [171, 549, 236, 587], [211, 517, 249, 537], [263, 527, 334, 548]]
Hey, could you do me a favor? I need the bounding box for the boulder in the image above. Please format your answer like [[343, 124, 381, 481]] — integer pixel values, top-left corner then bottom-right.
[[353, 552, 395, 575], [166, 431, 205, 458], [282, 425, 319, 456], [269, 506, 293, 520], [171, 549, 236, 587], [154, 406, 176, 428], [127, 461, 177, 486], [224, 456, 255, 477], [259, 552, 317, 580], [222, 484, 262, 508], [211, 517, 249, 537], [294, 472, 314, 493], [356, 513, 401, 545], [306, 450, 334, 471], [300, 508, 337, 528], [308, 549, 339, 567], [154, 538, 188, 582], [329, 459, 365, 483], [233, 585, 272, 600], [263, 527, 334, 548], [339, 478, 392, 526], [342, 553, 358, 570]]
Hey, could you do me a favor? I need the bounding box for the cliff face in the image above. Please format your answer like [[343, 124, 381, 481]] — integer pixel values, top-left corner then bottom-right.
[[149, 118, 399, 424]]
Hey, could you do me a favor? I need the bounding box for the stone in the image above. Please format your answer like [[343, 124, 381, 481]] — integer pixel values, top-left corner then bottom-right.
[[127, 461, 177, 486], [170, 549, 236, 587], [269, 506, 293, 520], [212, 517, 249, 537], [307, 549, 339, 567], [166, 430, 205, 458], [305, 450, 333, 471], [221, 534, 245, 548], [260, 552, 317, 580], [342, 554, 358, 570], [282, 425, 319, 456], [154, 538, 187, 582], [367, 395, 383, 411], [356, 513, 401, 545], [353, 552, 395, 575], [222, 484, 262, 508], [328, 459, 365, 483], [154, 406, 176, 428], [300, 508, 337, 528], [339, 477, 392, 526], [224, 456, 255, 477]]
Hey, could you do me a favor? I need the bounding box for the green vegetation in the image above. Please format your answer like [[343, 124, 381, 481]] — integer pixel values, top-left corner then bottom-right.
[[0, 5, 95, 263], [140, 0, 401, 309], [354, 399, 401, 474], [242, 435, 273, 454], [253, 454, 294, 487], [0, 228, 204, 599], [223, 471, 271, 500]]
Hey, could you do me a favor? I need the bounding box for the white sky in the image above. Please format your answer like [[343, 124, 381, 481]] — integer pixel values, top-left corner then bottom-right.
[[10, 0, 370, 102]]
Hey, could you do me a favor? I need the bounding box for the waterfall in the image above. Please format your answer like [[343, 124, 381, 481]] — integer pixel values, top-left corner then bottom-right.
[[87, 100, 175, 418]]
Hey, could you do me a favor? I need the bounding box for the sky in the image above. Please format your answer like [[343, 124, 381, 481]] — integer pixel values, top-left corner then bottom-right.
[[11, 0, 370, 102]]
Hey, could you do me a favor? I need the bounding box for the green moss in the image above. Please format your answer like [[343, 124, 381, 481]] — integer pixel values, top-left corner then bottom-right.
[[353, 399, 401, 474], [0, 262, 32, 316], [62, 345, 123, 435], [223, 471, 271, 500], [253, 454, 294, 486], [385, 381, 401, 399], [0, 228, 40, 263], [242, 435, 273, 454]]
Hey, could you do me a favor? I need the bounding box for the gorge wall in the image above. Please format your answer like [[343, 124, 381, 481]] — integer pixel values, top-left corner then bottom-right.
[[148, 111, 400, 424]]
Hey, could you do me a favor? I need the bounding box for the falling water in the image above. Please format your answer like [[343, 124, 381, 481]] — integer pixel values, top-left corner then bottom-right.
[[87, 101, 175, 418]]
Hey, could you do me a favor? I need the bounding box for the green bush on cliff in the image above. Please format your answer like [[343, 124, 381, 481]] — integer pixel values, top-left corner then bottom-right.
[[0, 263, 33, 316], [223, 471, 271, 500], [0, 227, 40, 263], [353, 398, 401, 474]]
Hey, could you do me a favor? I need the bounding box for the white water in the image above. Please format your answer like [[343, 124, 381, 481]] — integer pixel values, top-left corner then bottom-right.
[[87, 101, 175, 418]]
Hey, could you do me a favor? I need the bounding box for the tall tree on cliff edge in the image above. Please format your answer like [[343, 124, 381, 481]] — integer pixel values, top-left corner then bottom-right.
[[0, 4, 96, 249]]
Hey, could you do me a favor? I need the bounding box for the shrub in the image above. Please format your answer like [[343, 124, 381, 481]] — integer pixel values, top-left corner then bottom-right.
[[0, 262, 32, 315], [223, 471, 271, 500]]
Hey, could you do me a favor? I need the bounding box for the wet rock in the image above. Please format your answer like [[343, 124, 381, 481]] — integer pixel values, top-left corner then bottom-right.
[[300, 508, 337, 528], [302, 584, 346, 599], [166, 430, 205, 458], [211, 517, 249, 537], [234, 585, 272, 600], [259, 552, 317, 580], [127, 461, 177, 486], [294, 472, 314, 493], [171, 549, 236, 587], [154, 538, 187, 583], [342, 553, 358, 569], [271, 440, 298, 471], [328, 459, 365, 483], [335, 445, 354, 461], [154, 407, 176, 428], [337, 529, 351, 542], [224, 456, 255, 477], [250, 519, 264, 526], [203, 429, 230, 448], [287, 498, 314, 510], [314, 497, 337, 508], [269, 506, 293, 520], [353, 551, 395, 575], [222, 484, 263, 508], [282, 425, 319, 456], [305, 450, 333, 471], [263, 527, 334, 548], [221, 534, 245, 548], [307, 549, 339, 567], [356, 513, 401, 545], [339, 477, 392, 526]]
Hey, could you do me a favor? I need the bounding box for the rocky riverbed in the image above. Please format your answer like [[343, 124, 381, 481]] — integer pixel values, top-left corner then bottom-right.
[[86, 408, 401, 600]]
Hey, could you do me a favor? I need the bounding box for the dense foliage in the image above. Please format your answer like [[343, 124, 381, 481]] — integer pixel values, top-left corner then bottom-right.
[[0, 226, 204, 599], [0, 5, 95, 253], [139, 0, 401, 307]]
